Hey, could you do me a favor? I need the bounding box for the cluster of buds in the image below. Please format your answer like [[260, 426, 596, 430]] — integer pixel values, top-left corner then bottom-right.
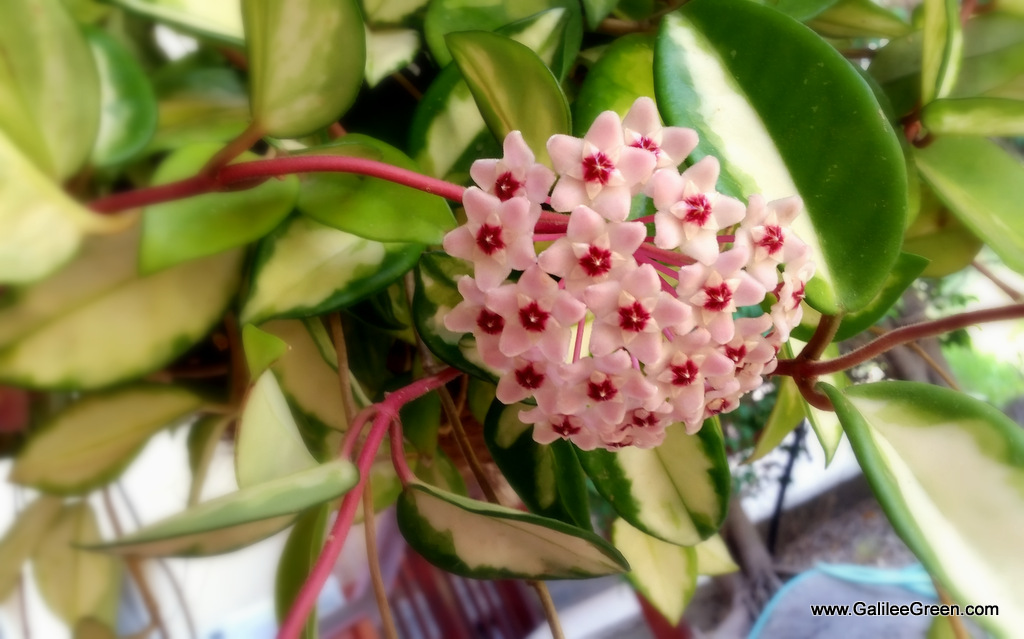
[[442, 98, 813, 451]]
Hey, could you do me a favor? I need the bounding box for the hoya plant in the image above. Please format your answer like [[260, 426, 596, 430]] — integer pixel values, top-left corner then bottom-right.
[[1, 0, 1023, 637]]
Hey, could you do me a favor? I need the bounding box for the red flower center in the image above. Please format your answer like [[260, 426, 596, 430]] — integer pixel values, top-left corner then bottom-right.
[[683, 194, 712, 226], [631, 409, 659, 429], [587, 377, 618, 402], [519, 301, 550, 332], [631, 135, 660, 156], [618, 301, 651, 332], [582, 152, 614, 185], [757, 225, 784, 255], [703, 283, 733, 312], [670, 360, 699, 386], [579, 245, 613, 277], [494, 171, 521, 201], [475, 224, 505, 255], [724, 344, 747, 363], [514, 363, 545, 390], [476, 309, 504, 335], [792, 282, 806, 305], [706, 397, 730, 416], [552, 416, 580, 437]]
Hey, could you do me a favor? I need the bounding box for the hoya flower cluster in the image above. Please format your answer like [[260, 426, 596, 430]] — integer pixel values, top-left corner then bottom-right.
[[443, 98, 813, 451]]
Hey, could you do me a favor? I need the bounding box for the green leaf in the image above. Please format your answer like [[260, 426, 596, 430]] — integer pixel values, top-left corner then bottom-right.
[[914, 136, 1024, 275], [236, 371, 319, 489], [424, 0, 582, 69], [242, 324, 288, 380], [577, 418, 730, 546], [244, 0, 365, 138], [147, 62, 250, 153], [0, 496, 63, 601], [821, 381, 1024, 638], [11, 385, 203, 495], [922, 97, 1024, 136], [656, 0, 907, 314], [789, 340, 846, 464], [186, 414, 232, 506], [362, 0, 429, 25], [94, 460, 357, 556], [141, 143, 299, 273], [296, 136, 454, 245], [104, 0, 244, 44], [446, 30, 571, 167], [572, 34, 655, 137], [396, 483, 629, 579], [412, 251, 501, 382], [746, 377, 806, 463], [825, 251, 930, 342], [400, 384, 442, 456], [805, 0, 910, 39], [693, 533, 738, 575], [275, 505, 328, 639], [0, 231, 243, 390], [242, 216, 424, 324], [902, 185, 982, 278], [581, 0, 618, 29], [0, 0, 100, 179], [921, 0, 963, 104], [414, 448, 468, 496], [32, 503, 120, 625], [612, 518, 696, 625], [365, 28, 420, 86], [764, 0, 841, 22], [84, 26, 158, 167], [483, 399, 591, 529]]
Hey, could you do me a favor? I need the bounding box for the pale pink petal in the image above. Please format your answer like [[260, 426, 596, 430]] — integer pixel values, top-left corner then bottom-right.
[[626, 332, 662, 364], [537, 240, 575, 277], [681, 231, 719, 265], [706, 312, 735, 344], [658, 128, 699, 166], [566, 205, 605, 240], [525, 165, 556, 203], [470, 159, 499, 191], [608, 220, 646, 254], [653, 295, 691, 330], [648, 169, 685, 209], [713, 195, 746, 228], [682, 156, 720, 192], [583, 281, 620, 316], [622, 97, 661, 136], [550, 177, 589, 213], [442, 226, 476, 261], [474, 256, 511, 290], [585, 111, 625, 150], [616, 146, 657, 186], [552, 294, 586, 325], [498, 324, 533, 357], [547, 135, 586, 177], [590, 185, 632, 221], [503, 130, 534, 167], [654, 211, 683, 249], [588, 324, 620, 357]]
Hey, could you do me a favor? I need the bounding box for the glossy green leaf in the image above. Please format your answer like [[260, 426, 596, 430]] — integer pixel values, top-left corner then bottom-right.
[[0, 230, 243, 390], [805, 0, 910, 39], [242, 216, 424, 324], [242, 324, 288, 380], [33, 503, 120, 625], [275, 505, 327, 639], [237, 371, 319, 489], [922, 97, 1024, 136], [94, 459, 357, 556], [764, 0, 840, 21], [244, 0, 365, 137], [578, 418, 730, 546], [412, 251, 501, 382], [297, 136, 454, 245], [396, 483, 629, 579], [573, 34, 655, 137], [921, 0, 962, 104], [581, 0, 618, 29], [104, 0, 244, 44], [693, 534, 738, 576], [914, 136, 1024, 275], [484, 399, 591, 529], [0, 496, 63, 601], [612, 518, 696, 625], [424, 0, 582, 69], [365, 28, 420, 86], [0, 0, 100, 179], [746, 377, 806, 463], [186, 414, 232, 506], [447, 30, 571, 167], [11, 385, 203, 495], [141, 143, 298, 274], [85, 26, 158, 167], [821, 381, 1024, 637], [656, 0, 907, 314]]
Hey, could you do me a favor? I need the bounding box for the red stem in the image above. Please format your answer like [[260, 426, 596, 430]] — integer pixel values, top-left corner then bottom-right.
[[635, 244, 696, 267], [89, 156, 467, 214], [278, 367, 459, 639]]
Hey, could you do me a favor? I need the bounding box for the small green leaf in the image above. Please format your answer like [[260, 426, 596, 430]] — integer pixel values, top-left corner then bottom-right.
[[746, 377, 805, 463], [396, 483, 628, 579], [788, 340, 846, 464], [612, 518, 696, 625], [693, 534, 738, 576], [572, 34, 655, 137], [484, 399, 591, 529], [275, 505, 328, 639], [297, 136, 455, 244], [656, 0, 907, 314], [805, 0, 910, 38], [581, 0, 618, 28], [914, 135, 1024, 275], [186, 414, 232, 506], [236, 371, 319, 489], [902, 185, 982, 277], [104, 0, 244, 44], [365, 28, 420, 86], [85, 26, 158, 167], [244, 0, 365, 137], [32, 503, 120, 625], [921, 0, 963, 104], [11, 385, 203, 495], [447, 30, 571, 167], [822, 381, 1024, 637], [922, 97, 1024, 136], [0, 496, 63, 601], [94, 460, 357, 556], [242, 324, 289, 380], [141, 143, 298, 274], [243, 216, 424, 324], [578, 418, 730, 546]]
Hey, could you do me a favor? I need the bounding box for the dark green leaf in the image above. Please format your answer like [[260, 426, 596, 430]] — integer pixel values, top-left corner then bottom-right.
[[573, 34, 655, 137]]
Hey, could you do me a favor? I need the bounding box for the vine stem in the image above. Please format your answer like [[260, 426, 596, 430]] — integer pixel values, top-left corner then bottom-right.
[[774, 303, 1024, 378], [89, 156, 467, 214], [278, 368, 459, 639]]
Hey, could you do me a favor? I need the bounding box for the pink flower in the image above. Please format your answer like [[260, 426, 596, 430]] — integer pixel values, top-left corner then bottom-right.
[[547, 111, 656, 221], [770, 257, 815, 341], [736, 195, 809, 289], [443, 276, 512, 370], [559, 350, 660, 429], [712, 315, 777, 393], [470, 131, 556, 205], [677, 246, 767, 344], [496, 357, 562, 411], [621, 97, 698, 169], [649, 329, 734, 426], [520, 407, 605, 451]]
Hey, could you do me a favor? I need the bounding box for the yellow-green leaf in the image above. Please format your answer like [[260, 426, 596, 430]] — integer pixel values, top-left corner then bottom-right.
[[612, 517, 696, 625], [0, 496, 63, 601]]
